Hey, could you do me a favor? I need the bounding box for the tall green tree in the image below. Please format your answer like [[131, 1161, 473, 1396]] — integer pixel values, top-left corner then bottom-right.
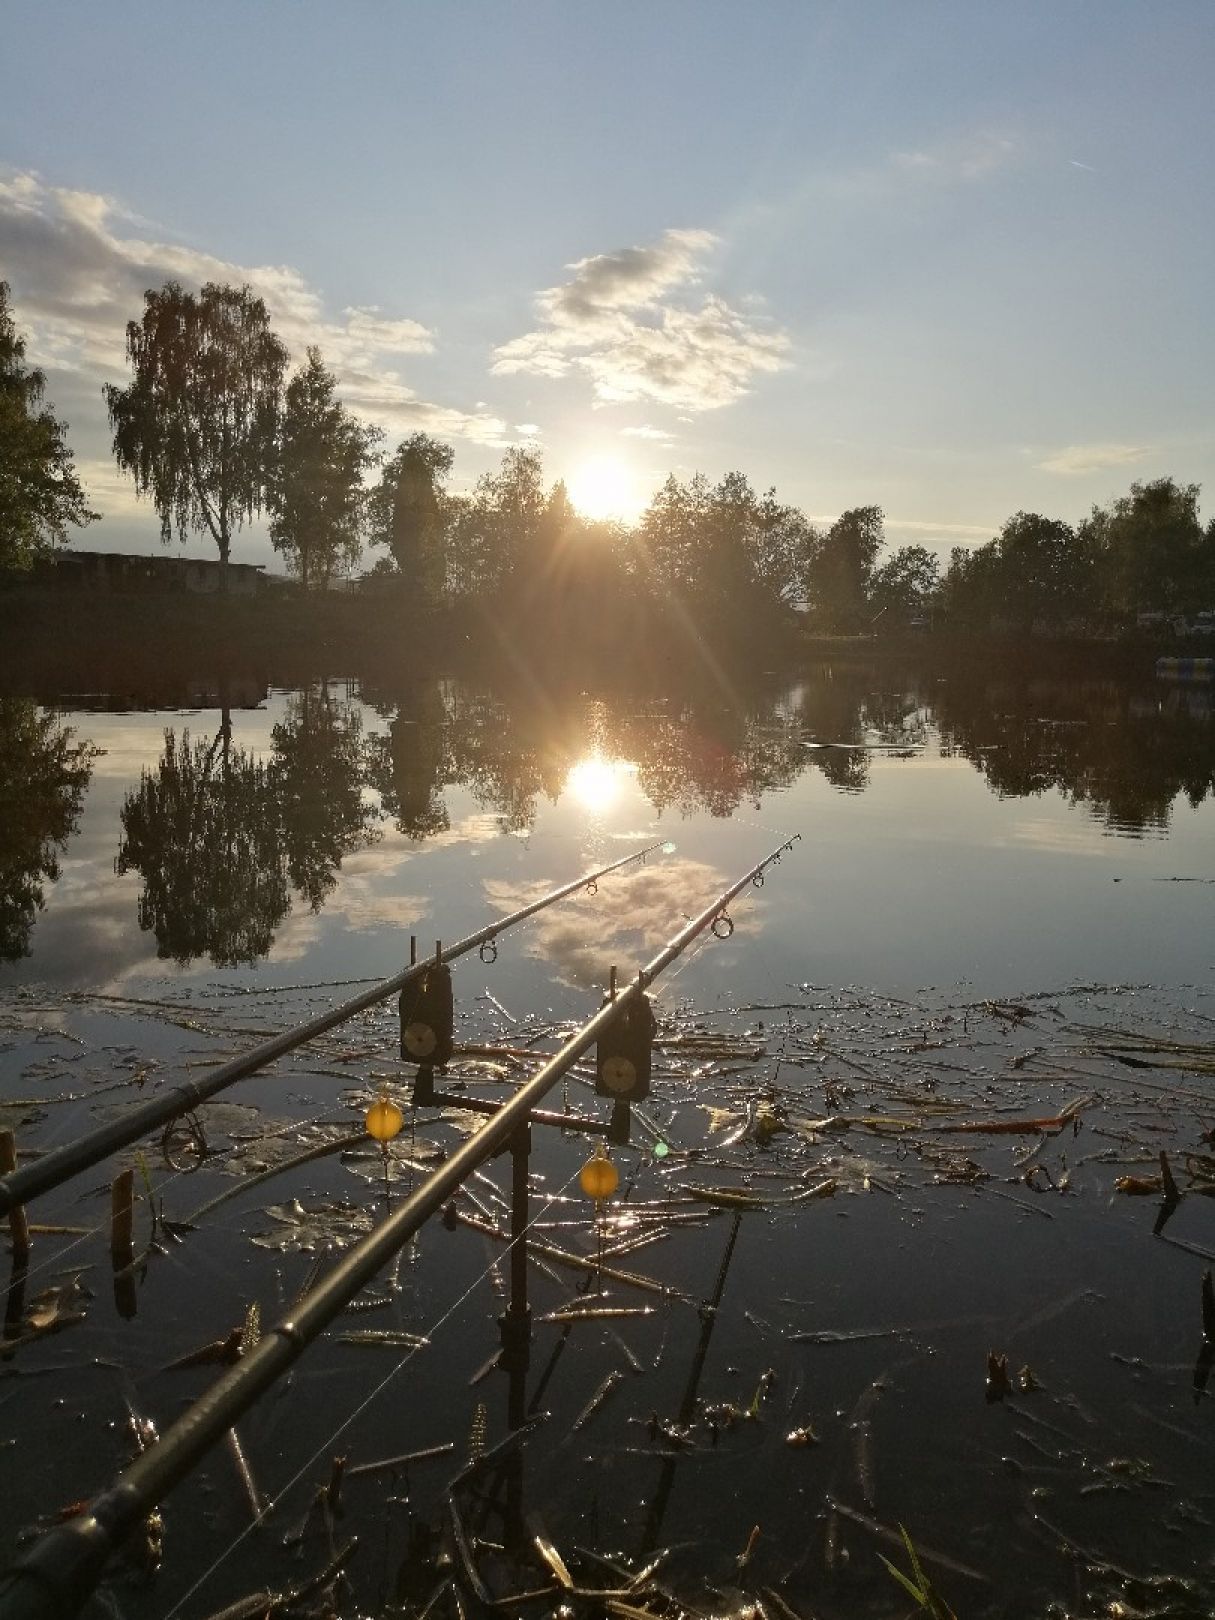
[[0, 282, 96, 573], [269, 348, 381, 590], [636, 473, 706, 600], [481, 445, 547, 597], [440, 445, 547, 606], [991, 512, 1091, 632], [804, 506, 884, 631], [367, 432, 454, 604], [105, 282, 287, 592], [869, 545, 941, 624], [750, 488, 817, 609], [1081, 478, 1210, 620], [939, 542, 999, 629]]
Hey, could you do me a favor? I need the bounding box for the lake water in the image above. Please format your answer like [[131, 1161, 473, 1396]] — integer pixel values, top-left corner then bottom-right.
[[1, 658, 1213, 1620], [3, 660, 1213, 999]]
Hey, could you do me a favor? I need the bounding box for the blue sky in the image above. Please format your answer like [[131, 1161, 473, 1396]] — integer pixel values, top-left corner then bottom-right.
[[2, 1, 1213, 568]]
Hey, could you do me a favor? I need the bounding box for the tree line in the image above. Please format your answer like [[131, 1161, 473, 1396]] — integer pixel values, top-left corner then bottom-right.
[[4, 277, 1214, 636]]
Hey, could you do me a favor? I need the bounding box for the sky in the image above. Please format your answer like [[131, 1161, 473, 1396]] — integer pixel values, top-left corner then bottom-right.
[[2, 1, 1213, 571]]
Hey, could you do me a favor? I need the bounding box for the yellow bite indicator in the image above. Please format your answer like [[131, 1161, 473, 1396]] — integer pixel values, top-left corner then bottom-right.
[[366, 1095, 404, 1143], [579, 1144, 619, 1202]]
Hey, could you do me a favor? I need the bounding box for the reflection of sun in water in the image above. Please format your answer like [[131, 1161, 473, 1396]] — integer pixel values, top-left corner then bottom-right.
[[565, 754, 636, 814], [566, 455, 641, 521]]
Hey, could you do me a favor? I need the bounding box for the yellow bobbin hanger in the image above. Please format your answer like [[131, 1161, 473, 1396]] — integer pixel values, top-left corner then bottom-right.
[[579, 1142, 619, 1202], [366, 1094, 404, 1143]]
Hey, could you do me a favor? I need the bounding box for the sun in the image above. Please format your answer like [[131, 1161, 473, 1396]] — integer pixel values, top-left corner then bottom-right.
[[566, 454, 642, 522]]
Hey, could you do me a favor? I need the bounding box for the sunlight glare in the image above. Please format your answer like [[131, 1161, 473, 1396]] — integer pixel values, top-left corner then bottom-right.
[[566, 455, 641, 522], [565, 754, 635, 814]]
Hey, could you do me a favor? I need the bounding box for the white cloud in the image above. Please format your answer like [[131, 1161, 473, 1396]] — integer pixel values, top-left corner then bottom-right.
[[884, 517, 997, 538], [71, 458, 147, 518], [890, 132, 1022, 183], [1037, 443, 1150, 475], [340, 305, 433, 357], [492, 228, 789, 412], [622, 424, 676, 443], [0, 168, 509, 460]]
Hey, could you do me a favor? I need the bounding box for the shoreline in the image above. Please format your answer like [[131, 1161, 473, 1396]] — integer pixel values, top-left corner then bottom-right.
[[0, 585, 1185, 698]]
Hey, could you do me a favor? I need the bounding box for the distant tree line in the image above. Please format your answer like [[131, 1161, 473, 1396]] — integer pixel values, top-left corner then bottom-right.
[[939, 487, 1215, 634], [5, 277, 1214, 638]]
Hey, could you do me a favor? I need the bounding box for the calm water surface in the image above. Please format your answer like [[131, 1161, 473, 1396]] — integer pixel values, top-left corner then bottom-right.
[[3, 662, 1213, 998]]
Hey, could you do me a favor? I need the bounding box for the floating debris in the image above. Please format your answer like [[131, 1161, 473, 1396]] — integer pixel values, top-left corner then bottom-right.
[[250, 1198, 374, 1253], [572, 1370, 625, 1431]]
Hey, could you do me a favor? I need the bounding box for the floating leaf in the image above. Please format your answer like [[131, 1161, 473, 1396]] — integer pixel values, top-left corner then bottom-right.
[[251, 1198, 374, 1254]]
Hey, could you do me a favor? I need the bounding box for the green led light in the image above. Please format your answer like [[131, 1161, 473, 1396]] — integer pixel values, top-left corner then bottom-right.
[[653, 1139, 670, 1159]]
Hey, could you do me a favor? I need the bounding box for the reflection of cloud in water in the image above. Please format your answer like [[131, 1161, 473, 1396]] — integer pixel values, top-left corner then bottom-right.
[[323, 886, 429, 933], [259, 909, 325, 965], [1010, 817, 1150, 854], [484, 856, 755, 988], [419, 811, 508, 851]]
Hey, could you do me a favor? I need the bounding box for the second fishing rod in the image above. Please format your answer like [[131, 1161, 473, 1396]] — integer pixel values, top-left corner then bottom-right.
[[0, 841, 660, 1217]]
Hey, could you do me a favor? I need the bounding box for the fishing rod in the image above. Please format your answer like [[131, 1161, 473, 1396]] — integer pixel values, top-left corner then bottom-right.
[[0, 836, 797, 1620], [0, 842, 661, 1218]]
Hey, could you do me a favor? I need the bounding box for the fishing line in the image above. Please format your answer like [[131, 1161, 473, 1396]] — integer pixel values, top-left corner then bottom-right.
[[717, 814, 802, 845], [161, 1166, 583, 1620]]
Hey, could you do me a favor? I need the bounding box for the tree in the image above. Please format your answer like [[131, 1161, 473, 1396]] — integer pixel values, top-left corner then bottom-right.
[[481, 445, 547, 599], [636, 473, 706, 601], [1081, 478, 1209, 620], [869, 545, 941, 625], [751, 488, 817, 609], [0, 281, 96, 573], [367, 433, 454, 604], [269, 348, 381, 590], [440, 445, 548, 607], [105, 282, 287, 592], [804, 506, 884, 631], [939, 541, 1000, 629], [991, 512, 1091, 632]]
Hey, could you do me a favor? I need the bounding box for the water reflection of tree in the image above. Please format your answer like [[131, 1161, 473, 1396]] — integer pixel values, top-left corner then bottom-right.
[[117, 688, 383, 965], [0, 699, 97, 961], [364, 682, 451, 840], [117, 720, 290, 965], [934, 675, 1214, 835], [272, 684, 380, 907], [360, 672, 913, 835]]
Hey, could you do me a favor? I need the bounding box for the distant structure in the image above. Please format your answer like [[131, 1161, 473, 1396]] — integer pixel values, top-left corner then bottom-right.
[[28, 550, 268, 595]]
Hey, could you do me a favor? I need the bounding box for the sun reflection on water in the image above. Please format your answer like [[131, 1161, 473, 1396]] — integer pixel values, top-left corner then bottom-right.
[[564, 753, 636, 814]]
